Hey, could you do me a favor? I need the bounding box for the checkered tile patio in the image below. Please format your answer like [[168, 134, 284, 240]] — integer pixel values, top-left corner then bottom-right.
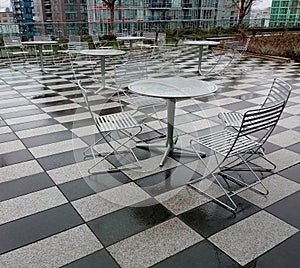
[[0, 47, 300, 267]]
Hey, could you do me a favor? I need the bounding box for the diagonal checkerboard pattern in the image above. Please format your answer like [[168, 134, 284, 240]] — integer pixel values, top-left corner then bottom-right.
[[0, 46, 300, 267]]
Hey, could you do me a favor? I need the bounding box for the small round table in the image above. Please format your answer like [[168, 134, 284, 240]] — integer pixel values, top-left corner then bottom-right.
[[80, 49, 125, 92], [22, 40, 57, 71], [116, 36, 145, 50], [128, 77, 217, 167], [184, 40, 220, 75]]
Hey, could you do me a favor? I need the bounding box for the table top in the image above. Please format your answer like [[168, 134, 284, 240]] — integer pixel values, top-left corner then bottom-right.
[[128, 77, 217, 99], [22, 41, 57, 45], [80, 49, 125, 56], [116, 36, 145, 41], [183, 40, 220, 46]]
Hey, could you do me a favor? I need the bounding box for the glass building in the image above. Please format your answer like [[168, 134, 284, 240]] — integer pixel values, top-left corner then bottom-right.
[[270, 0, 300, 27]]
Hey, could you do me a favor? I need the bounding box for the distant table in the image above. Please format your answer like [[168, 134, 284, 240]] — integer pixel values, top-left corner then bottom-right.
[[128, 77, 217, 167], [184, 40, 219, 75], [116, 36, 145, 50], [80, 49, 125, 93], [22, 40, 57, 71]]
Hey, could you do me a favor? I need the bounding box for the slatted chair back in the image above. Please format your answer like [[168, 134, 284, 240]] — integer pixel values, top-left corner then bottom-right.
[[69, 35, 81, 43], [143, 31, 156, 41], [229, 101, 285, 157], [263, 78, 292, 107]]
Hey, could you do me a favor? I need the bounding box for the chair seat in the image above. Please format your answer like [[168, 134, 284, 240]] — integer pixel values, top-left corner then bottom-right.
[[194, 129, 261, 157], [97, 111, 139, 132]]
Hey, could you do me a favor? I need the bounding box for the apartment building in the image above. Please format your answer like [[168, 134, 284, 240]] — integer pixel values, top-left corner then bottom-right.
[[11, 0, 35, 38], [34, 0, 88, 37], [270, 0, 300, 27], [87, 0, 239, 35]]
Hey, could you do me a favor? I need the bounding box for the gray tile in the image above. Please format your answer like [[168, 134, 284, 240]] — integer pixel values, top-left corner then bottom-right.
[[0, 225, 103, 267], [107, 218, 204, 268]]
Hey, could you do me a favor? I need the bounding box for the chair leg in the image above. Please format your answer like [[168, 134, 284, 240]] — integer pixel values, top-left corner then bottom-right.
[[88, 127, 142, 174]]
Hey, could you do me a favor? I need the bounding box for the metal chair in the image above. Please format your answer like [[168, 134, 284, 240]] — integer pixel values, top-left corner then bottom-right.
[[3, 36, 29, 69], [91, 34, 113, 49], [218, 78, 292, 171], [70, 42, 98, 80], [78, 80, 142, 174], [113, 63, 166, 137], [190, 101, 286, 211]]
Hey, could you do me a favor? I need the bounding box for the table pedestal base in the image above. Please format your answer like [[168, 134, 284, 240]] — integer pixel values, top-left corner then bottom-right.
[[136, 140, 206, 167]]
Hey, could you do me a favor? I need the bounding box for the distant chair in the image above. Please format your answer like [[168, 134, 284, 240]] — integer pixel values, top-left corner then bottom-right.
[[78, 80, 143, 174], [91, 34, 113, 49], [3, 36, 29, 69]]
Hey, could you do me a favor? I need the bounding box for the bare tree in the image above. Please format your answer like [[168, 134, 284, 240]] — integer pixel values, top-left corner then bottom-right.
[[103, 0, 118, 32], [229, 0, 258, 27]]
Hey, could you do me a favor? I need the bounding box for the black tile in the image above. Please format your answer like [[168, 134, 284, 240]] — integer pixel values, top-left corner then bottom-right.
[[287, 142, 300, 154], [88, 200, 173, 246], [279, 164, 300, 183], [181, 103, 216, 113], [222, 100, 255, 111], [10, 118, 59, 131], [0, 109, 44, 120], [47, 107, 87, 118], [59, 172, 130, 201], [62, 118, 93, 129], [36, 99, 74, 108], [136, 166, 202, 196], [37, 148, 86, 170], [0, 149, 33, 167], [0, 203, 83, 254], [245, 232, 300, 268], [0, 172, 54, 202], [30, 93, 60, 99], [266, 191, 300, 229], [62, 249, 119, 268], [178, 196, 260, 237], [0, 132, 18, 143], [152, 240, 240, 268], [22, 130, 74, 147]]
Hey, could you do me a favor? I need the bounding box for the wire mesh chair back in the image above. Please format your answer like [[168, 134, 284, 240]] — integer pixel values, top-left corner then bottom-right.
[[143, 31, 156, 41]]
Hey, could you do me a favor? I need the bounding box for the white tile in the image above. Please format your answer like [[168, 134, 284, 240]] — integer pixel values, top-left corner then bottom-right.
[[0, 126, 12, 135], [29, 138, 86, 158], [0, 160, 43, 183], [47, 158, 114, 184], [277, 115, 300, 129], [175, 118, 219, 133], [0, 140, 26, 154], [30, 96, 68, 104], [0, 104, 38, 114], [209, 211, 299, 266], [0, 187, 67, 225], [72, 182, 151, 221], [268, 130, 300, 147], [107, 218, 203, 268], [194, 107, 231, 118], [0, 225, 103, 268]]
